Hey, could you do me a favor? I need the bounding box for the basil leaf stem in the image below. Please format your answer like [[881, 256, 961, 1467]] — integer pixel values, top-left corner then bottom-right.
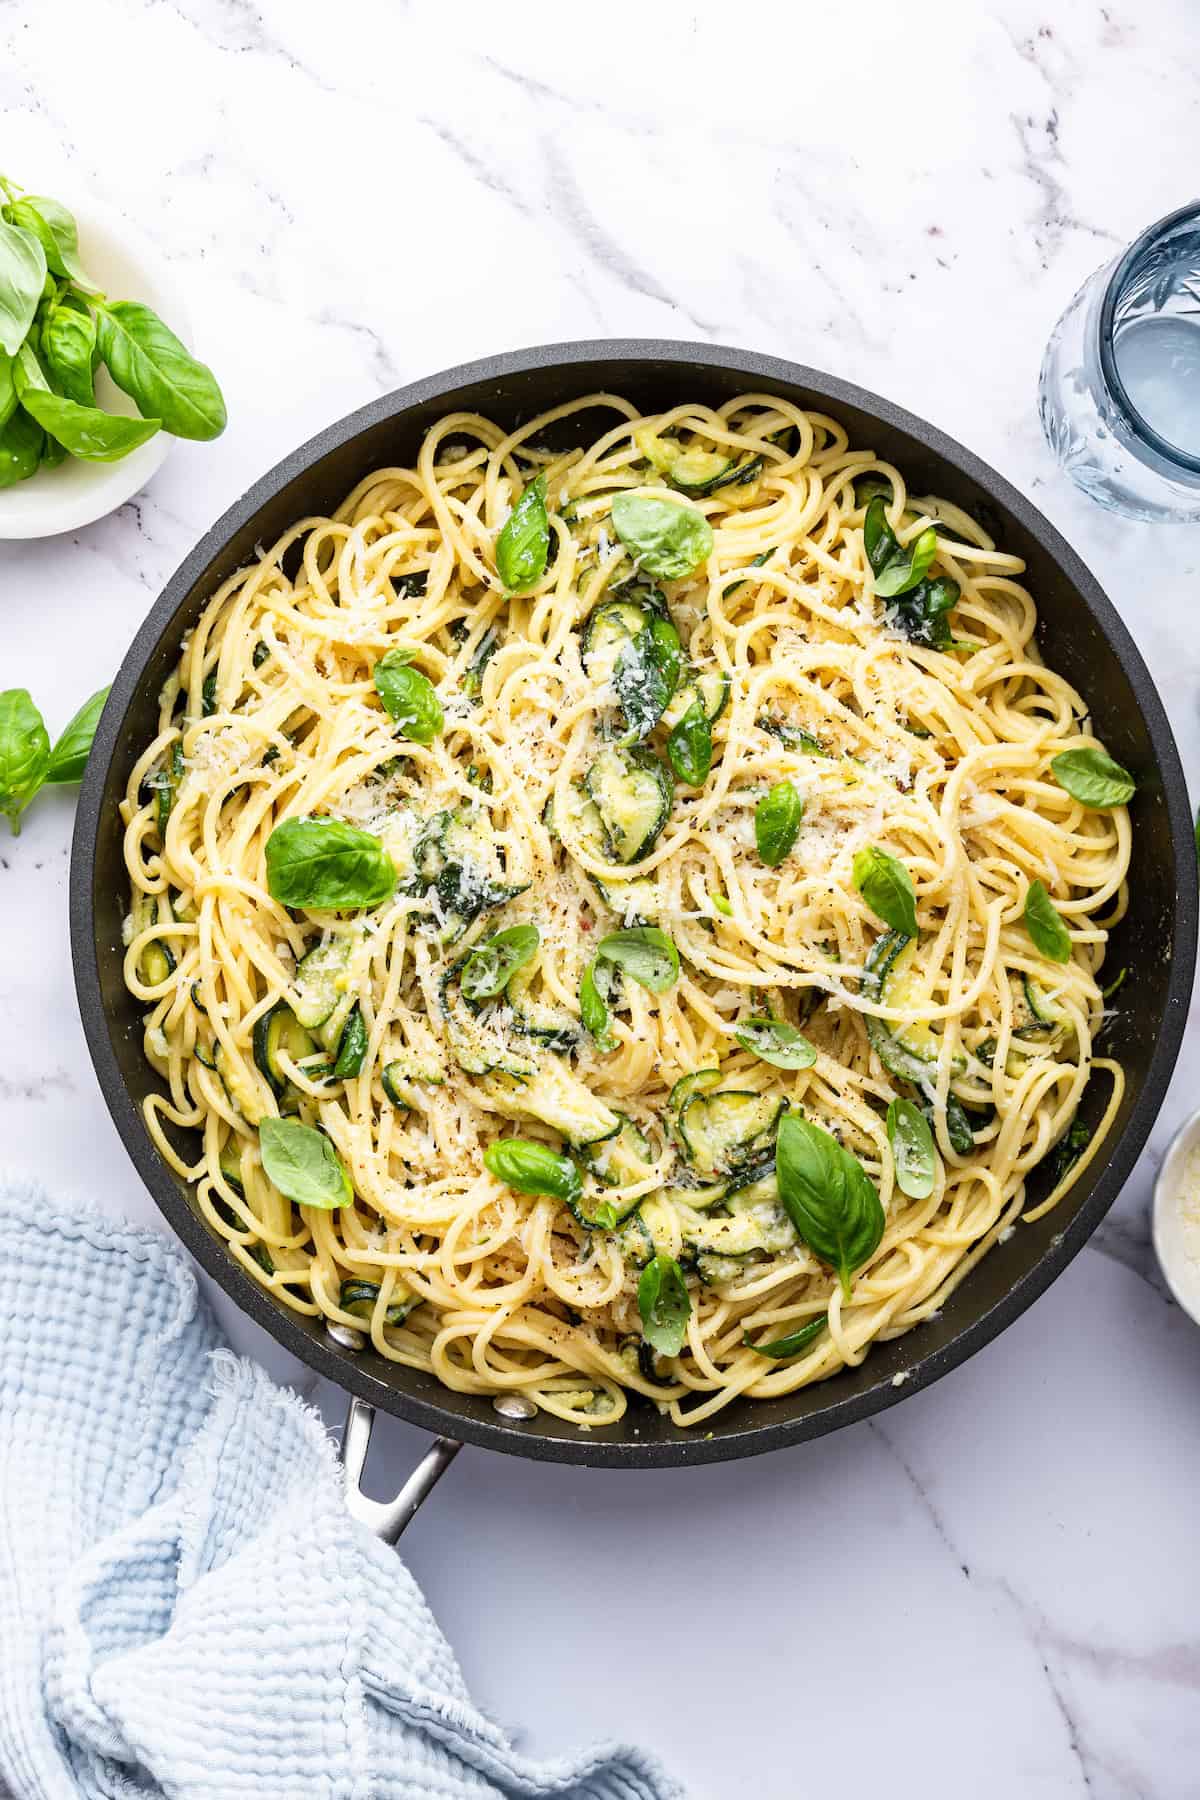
[[637, 1253, 692, 1356], [1023, 879, 1072, 963]]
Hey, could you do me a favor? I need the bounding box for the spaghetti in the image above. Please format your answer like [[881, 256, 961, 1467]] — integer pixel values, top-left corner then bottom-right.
[[121, 393, 1129, 1428]]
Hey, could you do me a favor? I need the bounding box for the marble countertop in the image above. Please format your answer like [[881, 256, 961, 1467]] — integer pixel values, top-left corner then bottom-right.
[[4, 1, 1200, 1794]]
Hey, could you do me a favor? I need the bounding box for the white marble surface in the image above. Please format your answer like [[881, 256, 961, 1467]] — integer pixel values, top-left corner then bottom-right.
[[3, 2, 1200, 1794]]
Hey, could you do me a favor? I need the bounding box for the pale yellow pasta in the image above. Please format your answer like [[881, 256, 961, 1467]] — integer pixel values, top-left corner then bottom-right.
[[121, 394, 1128, 1429]]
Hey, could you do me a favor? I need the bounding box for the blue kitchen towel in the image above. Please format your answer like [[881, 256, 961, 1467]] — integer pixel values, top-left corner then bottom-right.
[[0, 1180, 682, 1800]]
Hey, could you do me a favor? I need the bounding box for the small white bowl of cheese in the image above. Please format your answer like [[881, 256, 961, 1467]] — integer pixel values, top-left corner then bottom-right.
[[1152, 1108, 1200, 1321]]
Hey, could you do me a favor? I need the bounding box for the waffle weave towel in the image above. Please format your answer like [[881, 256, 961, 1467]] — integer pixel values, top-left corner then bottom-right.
[[0, 1181, 682, 1800]]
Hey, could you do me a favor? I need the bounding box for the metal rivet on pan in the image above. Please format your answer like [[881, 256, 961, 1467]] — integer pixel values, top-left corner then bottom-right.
[[326, 1322, 365, 1351], [493, 1393, 537, 1420]]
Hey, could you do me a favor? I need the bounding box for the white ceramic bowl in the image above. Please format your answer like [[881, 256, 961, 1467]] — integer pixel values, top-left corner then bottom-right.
[[0, 195, 193, 540], [1152, 1106, 1200, 1323]]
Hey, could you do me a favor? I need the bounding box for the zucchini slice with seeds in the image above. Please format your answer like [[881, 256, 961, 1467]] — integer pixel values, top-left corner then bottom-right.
[[581, 600, 650, 684], [438, 964, 537, 1078], [253, 1002, 320, 1096], [293, 936, 353, 1028], [584, 745, 673, 864], [676, 1090, 787, 1178], [616, 1212, 656, 1267], [633, 425, 764, 497], [482, 1055, 619, 1147], [584, 1115, 655, 1188], [1019, 975, 1069, 1037], [339, 1278, 422, 1326], [507, 964, 579, 1051]]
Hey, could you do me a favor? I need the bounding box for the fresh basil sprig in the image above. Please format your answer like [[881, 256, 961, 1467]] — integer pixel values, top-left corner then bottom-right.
[[776, 1113, 885, 1300], [495, 473, 550, 592], [0, 682, 108, 833], [755, 781, 803, 866], [580, 956, 619, 1052], [743, 1315, 827, 1359], [637, 1252, 692, 1357], [1024, 879, 1072, 963], [611, 492, 714, 580], [461, 923, 540, 1001], [258, 1118, 352, 1210], [886, 1097, 936, 1199], [484, 1137, 582, 1204], [667, 695, 713, 786], [853, 845, 918, 937], [1051, 748, 1135, 809], [265, 816, 397, 911], [373, 649, 443, 744], [594, 925, 679, 993], [0, 174, 227, 487], [735, 1017, 817, 1070]]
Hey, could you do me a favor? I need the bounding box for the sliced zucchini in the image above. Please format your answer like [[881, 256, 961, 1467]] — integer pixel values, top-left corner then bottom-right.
[[633, 425, 764, 496], [862, 930, 965, 1085], [638, 1193, 678, 1256], [439, 965, 537, 1078], [667, 1068, 721, 1124], [507, 964, 580, 1052], [380, 1046, 445, 1107], [677, 1090, 787, 1178], [416, 807, 528, 943], [482, 1055, 619, 1147], [1019, 975, 1069, 1038], [584, 1115, 655, 1187], [757, 713, 830, 757], [218, 1143, 246, 1197], [132, 893, 177, 987], [591, 873, 660, 922], [253, 1002, 319, 1097], [581, 600, 650, 684], [662, 668, 730, 733], [547, 781, 609, 864], [145, 741, 183, 834], [566, 1183, 644, 1232], [616, 1212, 655, 1267], [460, 626, 500, 699], [292, 936, 353, 1029], [685, 1170, 797, 1280], [584, 746, 673, 865], [339, 1278, 422, 1327]]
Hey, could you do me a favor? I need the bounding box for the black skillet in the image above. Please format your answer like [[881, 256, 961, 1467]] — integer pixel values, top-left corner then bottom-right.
[[69, 342, 1196, 1526]]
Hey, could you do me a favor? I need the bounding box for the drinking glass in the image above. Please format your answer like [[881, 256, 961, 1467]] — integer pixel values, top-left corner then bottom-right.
[[1039, 201, 1200, 521]]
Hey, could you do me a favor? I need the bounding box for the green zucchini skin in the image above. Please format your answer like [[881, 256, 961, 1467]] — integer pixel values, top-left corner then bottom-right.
[[253, 1002, 318, 1097], [584, 746, 674, 864]]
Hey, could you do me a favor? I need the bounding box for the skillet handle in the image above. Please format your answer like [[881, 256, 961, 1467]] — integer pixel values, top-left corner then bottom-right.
[[339, 1396, 462, 1543]]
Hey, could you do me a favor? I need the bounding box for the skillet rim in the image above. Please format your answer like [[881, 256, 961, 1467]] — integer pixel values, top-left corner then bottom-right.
[[70, 337, 1197, 1468]]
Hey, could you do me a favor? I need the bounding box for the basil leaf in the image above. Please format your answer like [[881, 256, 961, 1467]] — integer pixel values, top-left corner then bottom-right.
[[0, 351, 17, 429], [0, 406, 43, 486], [265, 816, 397, 911], [1024, 878, 1072, 963], [637, 1253, 691, 1357], [667, 696, 713, 786], [495, 473, 549, 592], [886, 1098, 936, 1199], [38, 298, 97, 406], [0, 215, 46, 355], [853, 845, 918, 937], [484, 1136, 582, 1203], [580, 956, 618, 1052], [0, 688, 50, 833], [45, 684, 109, 784], [594, 925, 679, 993], [1051, 748, 1135, 809], [19, 377, 160, 462], [461, 923, 540, 1001], [776, 1112, 885, 1300], [6, 196, 98, 291], [735, 1017, 817, 1070], [755, 781, 804, 867], [863, 495, 939, 598], [614, 616, 679, 743], [258, 1117, 352, 1210], [611, 492, 714, 580], [94, 300, 227, 440], [889, 575, 960, 651], [373, 651, 443, 743], [743, 1315, 827, 1358]]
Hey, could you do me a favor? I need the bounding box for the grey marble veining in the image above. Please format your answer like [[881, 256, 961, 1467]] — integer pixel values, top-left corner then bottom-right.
[[2, 2, 1200, 1794]]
